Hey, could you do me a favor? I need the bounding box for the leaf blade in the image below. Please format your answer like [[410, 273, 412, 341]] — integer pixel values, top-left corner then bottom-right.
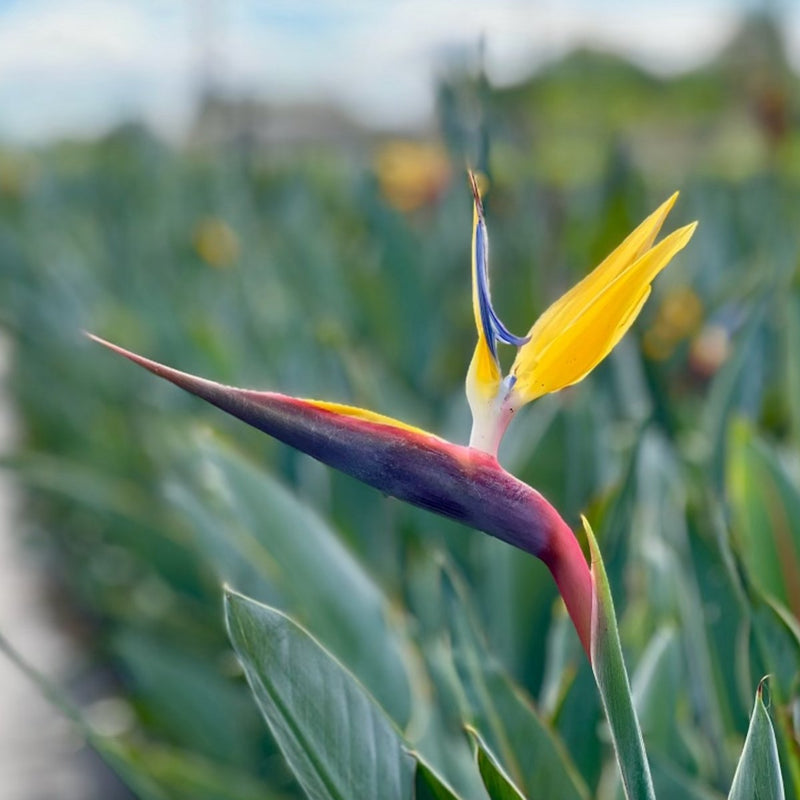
[[224, 588, 415, 800], [584, 517, 656, 800], [466, 727, 526, 800], [172, 433, 412, 726], [728, 680, 785, 800], [440, 563, 589, 800]]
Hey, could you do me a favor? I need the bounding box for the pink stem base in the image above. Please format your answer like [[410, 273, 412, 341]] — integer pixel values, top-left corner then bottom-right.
[[544, 516, 593, 658]]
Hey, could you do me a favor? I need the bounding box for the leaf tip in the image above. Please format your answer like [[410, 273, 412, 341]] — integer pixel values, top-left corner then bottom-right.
[[757, 674, 772, 706], [580, 515, 600, 563], [222, 585, 246, 611]]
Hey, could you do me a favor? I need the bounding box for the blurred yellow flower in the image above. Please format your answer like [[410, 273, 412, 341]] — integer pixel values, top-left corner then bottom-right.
[[642, 286, 704, 361], [193, 217, 240, 269], [373, 140, 451, 212]]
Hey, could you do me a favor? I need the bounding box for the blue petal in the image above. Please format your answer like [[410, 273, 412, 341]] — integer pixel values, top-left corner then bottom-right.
[[475, 214, 530, 362]]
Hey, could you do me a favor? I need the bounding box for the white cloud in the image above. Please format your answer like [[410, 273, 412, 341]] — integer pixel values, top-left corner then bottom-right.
[[217, 0, 746, 128], [0, 0, 193, 141], [0, 0, 787, 142]]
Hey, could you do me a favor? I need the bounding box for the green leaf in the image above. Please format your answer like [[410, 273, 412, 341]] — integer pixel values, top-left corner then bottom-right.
[[650, 756, 726, 800], [111, 742, 290, 800], [224, 587, 415, 800], [728, 680, 785, 800], [440, 563, 589, 800], [631, 626, 683, 753], [0, 630, 167, 800], [172, 433, 411, 726], [538, 602, 580, 719], [466, 727, 526, 800], [703, 303, 767, 487], [584, 517, 656, 800], [726, 420, 800, 619], [632, 432, 730, 781], [752, 598, 800, 703], [710, 504, 800, 796], [406, 633, 491, 800], [415, 759, 466, 800], [111, 630, 260, 766], [1, 628, 293, 800]]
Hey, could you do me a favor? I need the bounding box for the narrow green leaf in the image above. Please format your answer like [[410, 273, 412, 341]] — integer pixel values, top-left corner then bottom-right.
[[752, 598, 800, 705], [0, 631, 169, 800], [631, 626, 683, 753], [224, 588, 415, 800], [172, 434, 412, 726], [466, 728, 526, 800], [112, 742, 291, 800], [728, 680, 785, 800], [650, 755, 726, 800], [538, 603, 579, 720], [703, 302, 766, 487], [0, 630, 286, 800], [406, 629, 492, 800], [440, 563, 589, 800], [710, 502, 800, 796], [414, 759, 466, 800], [394, 554, 489, 800], [111, 630, 260, 766], [750, 601, 800, 798], [633, 432, 730, 781], [584, 517, 656, 800], [727, 420, 800, 619]]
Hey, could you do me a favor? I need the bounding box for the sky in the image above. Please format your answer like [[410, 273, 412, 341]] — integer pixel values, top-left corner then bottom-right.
[[0, 0, 790, 143]]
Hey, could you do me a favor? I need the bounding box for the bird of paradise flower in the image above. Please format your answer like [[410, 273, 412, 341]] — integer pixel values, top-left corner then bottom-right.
[[89, 173, 695, 660]]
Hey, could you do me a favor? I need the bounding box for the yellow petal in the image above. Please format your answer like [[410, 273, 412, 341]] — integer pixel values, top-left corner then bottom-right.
[[467, 338, 501, 398], [511, 221, 697, 402], [523, 192, 679, 348]]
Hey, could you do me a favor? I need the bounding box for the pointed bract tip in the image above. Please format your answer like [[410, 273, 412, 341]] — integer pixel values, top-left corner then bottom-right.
[[85, 332, 176, 377], [85, 331, 132, 358], [467, 169, 484, 215]]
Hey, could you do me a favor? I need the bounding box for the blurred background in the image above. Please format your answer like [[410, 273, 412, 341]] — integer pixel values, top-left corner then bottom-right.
[[2, 1, 800, 799]]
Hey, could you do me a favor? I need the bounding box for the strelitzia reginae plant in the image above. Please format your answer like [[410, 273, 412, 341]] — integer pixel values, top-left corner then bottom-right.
[[89, 175, 784, 799]]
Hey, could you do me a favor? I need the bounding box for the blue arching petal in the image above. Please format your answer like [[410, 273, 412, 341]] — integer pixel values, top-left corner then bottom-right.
[[474, 218, 498, 358], [473, 194, 530, 361]]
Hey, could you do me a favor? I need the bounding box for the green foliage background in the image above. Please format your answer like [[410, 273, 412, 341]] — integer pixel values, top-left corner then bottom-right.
[[1, 16, 799, 799]]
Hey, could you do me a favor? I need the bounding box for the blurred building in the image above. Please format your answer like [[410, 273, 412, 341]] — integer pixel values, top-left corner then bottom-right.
[[187, 92, 373, 152]]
